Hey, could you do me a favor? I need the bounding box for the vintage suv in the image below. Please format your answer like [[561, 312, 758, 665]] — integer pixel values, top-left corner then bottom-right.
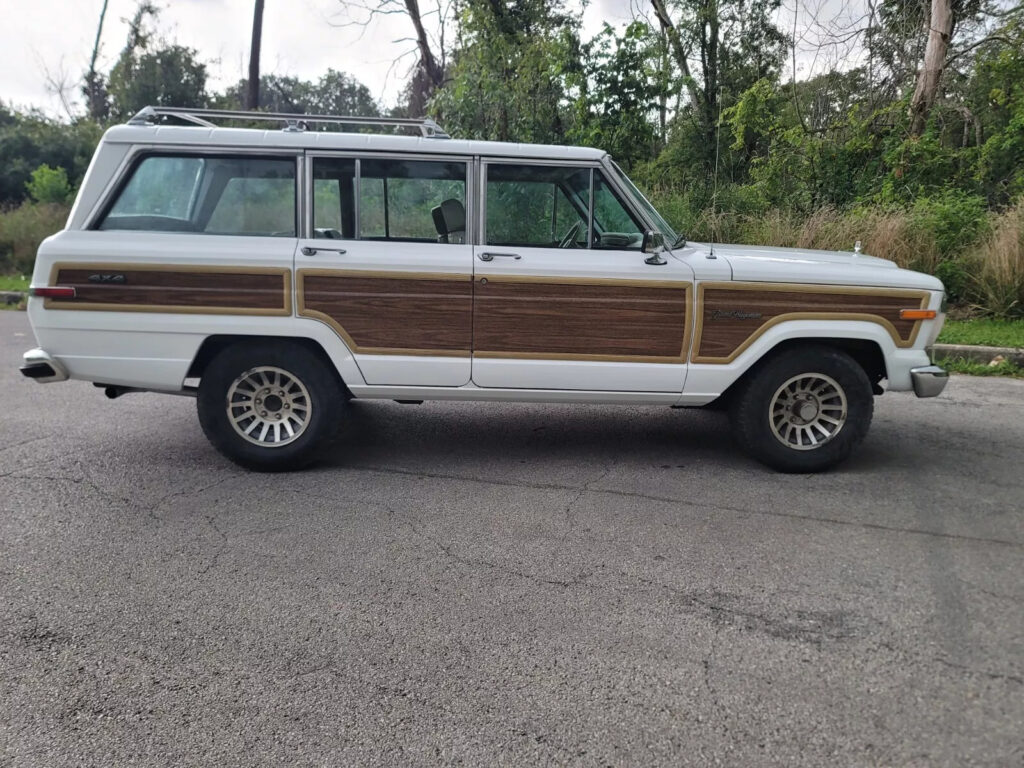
[[20, 107, 948, 472]]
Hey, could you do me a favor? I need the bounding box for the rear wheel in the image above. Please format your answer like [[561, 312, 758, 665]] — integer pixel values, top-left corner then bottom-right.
[[729, 345, 873, 472], [197, 341, 345, 471]]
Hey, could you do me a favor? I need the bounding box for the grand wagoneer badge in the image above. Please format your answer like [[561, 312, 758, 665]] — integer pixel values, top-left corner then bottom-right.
[[711, 309, 763, 321]]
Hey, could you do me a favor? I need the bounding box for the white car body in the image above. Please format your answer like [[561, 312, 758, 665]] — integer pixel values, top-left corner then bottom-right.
[[21, 108, 948, 471]]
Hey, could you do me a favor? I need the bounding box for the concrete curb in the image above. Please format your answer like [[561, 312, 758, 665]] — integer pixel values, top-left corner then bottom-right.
[[1, 291, 26, 306], [930, 343, 1024, 367]]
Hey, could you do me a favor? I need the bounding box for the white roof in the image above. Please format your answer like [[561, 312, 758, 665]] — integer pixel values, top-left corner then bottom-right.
[[102, 124, 608, 162]]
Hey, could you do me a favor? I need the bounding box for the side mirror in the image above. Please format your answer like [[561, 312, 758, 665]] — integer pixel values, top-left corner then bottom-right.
[[642, 229, 667, 265], [641, 229, 664, 253]]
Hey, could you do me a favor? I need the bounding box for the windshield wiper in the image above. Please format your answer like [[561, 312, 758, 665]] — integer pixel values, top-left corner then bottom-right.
[[671, 233, 688, 249]]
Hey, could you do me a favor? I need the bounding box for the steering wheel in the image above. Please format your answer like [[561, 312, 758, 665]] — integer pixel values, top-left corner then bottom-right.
[[558, 220, 583, 248]]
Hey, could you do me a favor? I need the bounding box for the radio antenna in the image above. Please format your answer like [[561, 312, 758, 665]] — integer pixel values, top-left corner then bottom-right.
[[709, 86, 724, 258]]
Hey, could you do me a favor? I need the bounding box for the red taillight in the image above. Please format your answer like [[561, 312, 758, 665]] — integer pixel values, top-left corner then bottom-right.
[[30, 286, 76, 299]]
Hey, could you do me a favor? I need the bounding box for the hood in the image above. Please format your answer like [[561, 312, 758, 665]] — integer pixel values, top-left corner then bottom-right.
[[692, 242, 944, 291]]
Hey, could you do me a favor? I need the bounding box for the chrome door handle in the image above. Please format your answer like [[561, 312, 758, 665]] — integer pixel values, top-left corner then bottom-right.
[[301, 246, 347, 256], [478, 252, 521, 262]]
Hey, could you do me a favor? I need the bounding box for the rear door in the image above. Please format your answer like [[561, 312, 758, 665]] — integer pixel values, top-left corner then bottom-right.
[[471, 161, 693, 392], [295, 154, 474, 386]]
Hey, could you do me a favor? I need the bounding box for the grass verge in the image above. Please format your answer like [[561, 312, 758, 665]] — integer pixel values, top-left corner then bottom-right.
[[937, 318, 1024, 348], [935, 355, 1024, 378], [0, 274, 29, 292]]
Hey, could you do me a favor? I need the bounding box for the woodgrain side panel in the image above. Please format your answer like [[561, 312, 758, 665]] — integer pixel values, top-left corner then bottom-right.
[[694, 283, 930, 363], [47, 263, 291, 315], [299, 271, 473, 355], [473, 278, 691, 361]]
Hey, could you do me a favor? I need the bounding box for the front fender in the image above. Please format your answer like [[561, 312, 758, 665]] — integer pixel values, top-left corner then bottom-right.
[[678, 319, 925, 405]]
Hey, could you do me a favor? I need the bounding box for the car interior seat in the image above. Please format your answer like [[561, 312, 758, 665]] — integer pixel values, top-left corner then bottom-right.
[[431, 198, 466, 244]]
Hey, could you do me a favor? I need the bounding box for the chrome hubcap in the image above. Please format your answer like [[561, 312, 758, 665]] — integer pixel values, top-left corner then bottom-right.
[[226, 366, 311, 448], [769, 373, 847, 451]]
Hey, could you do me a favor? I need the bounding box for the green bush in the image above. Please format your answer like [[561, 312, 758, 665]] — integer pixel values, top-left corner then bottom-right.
[[909, 191, 989, 257], [0, 202, 70, 274], [25, 164, 72, 204]]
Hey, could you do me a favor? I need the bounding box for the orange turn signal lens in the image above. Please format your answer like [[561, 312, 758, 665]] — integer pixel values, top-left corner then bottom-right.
[[899, 309, 937, 320]]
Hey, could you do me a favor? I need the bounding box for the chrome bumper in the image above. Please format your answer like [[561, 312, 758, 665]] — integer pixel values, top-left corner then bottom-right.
[[910, 365, 948, 398], [20, 348, 69, 383]]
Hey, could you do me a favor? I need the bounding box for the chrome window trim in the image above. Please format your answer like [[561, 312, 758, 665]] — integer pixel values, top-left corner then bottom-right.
[[304, 150, 473, 244], [600, 157, 670, 241], [587, 168, 595, 249]]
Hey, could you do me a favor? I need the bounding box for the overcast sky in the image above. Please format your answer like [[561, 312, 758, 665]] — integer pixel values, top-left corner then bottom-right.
[[0, 0, 864, 118], [0, 0, 643, 117]]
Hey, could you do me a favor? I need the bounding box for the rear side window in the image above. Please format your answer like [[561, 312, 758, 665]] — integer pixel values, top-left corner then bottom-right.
[[360, 159, 466, 242], [99, 155, 297, 237]]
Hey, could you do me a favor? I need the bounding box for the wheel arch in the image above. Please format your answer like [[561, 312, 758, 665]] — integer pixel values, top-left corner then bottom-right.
[[186, 334, 353, 396], [699, 333, 890, 408]]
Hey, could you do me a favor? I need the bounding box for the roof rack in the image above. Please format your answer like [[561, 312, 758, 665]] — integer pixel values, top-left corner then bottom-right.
[[126, 106, 450, 139]]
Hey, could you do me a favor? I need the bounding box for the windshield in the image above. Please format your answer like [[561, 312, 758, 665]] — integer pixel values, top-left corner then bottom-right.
[[609, 161, 681, 247]]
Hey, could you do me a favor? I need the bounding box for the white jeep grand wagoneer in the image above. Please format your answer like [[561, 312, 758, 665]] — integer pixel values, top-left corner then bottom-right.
[[21, 107, 948, 472]]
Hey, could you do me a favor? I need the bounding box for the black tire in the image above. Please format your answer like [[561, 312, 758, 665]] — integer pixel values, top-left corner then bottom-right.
[[196, 340, 346, 471], [729, 345, 874, 473]]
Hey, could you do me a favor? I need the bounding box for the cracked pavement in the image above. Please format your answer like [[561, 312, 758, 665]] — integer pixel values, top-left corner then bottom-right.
[[1, 311, 1023, 766]]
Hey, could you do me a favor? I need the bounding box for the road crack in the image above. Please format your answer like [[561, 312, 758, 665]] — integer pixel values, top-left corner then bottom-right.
[[353, 464, 1024, 550], [394, 509, 596, 589]]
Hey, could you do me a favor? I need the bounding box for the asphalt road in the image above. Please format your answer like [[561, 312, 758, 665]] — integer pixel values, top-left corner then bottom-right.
[[1, 310, 1022, 767]]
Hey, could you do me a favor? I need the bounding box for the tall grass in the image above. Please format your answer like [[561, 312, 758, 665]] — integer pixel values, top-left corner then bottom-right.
[[648, 188, 1024, 318], [0, 202, 70, 275], [970, 203, 1024, 318]]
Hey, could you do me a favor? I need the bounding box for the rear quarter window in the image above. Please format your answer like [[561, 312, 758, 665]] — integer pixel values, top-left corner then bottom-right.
[[98, 154, 296, 237]]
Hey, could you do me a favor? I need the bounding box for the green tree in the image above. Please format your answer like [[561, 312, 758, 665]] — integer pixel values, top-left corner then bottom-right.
[[431, 0, 583, 143], [106, 3, 208, 119], [108, 44, 209, 119], [0, 104, 102, 205], [25, 164, 73, 204], [221, 71, 380, 117], [569, 22, 669, 167]]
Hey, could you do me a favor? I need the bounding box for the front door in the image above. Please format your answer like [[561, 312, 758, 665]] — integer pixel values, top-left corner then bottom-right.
[[472, 162, 693, 391], [296, 154, 474, 386]]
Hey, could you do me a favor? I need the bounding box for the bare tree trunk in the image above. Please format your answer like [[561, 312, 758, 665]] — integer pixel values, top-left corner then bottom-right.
[[84, 0, 110, 119], [650, 0, 700, 112], [908, 0, 953, 136], [659, 31, 668, 144], [247, 0, 265, 110], [403, 0, 445, 115]]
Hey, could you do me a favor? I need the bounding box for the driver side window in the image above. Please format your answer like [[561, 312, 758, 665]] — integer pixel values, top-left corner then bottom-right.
[[485, 164, 590, 248], [484, 164, 645, 250]]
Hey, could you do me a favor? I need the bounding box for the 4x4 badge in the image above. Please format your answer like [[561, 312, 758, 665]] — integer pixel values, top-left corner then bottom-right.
[[88, 274, 126, 283]]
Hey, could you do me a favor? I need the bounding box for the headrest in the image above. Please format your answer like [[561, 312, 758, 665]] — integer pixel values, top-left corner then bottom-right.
[[432, 198, 465, 235]]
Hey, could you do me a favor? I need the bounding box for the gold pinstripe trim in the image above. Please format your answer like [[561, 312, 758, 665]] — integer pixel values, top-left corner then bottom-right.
[[690, 281, 931, 364], [478, 274, 694, 290]]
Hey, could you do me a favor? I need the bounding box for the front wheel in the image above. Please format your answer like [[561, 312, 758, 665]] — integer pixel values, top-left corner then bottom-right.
[[197, 341, 346, 471], [729, 345, 874, 473]]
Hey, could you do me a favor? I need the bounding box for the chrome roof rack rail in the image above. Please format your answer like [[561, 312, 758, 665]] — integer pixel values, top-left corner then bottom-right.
[[126, 106, 451, 138]]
